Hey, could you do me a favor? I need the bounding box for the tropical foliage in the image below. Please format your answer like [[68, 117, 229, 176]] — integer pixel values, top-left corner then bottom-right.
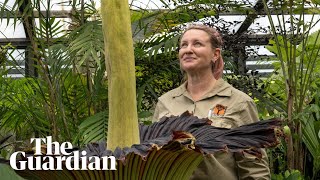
[[0, 0, 107, 150], [261, 0, 320, 177]]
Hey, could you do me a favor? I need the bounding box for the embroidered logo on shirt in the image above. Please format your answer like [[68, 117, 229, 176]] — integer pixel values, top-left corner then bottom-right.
[[208, 104, 227, 118]]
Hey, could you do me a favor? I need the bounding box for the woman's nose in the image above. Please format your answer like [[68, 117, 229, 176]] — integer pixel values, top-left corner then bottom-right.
[[184, 44, 193, 53]]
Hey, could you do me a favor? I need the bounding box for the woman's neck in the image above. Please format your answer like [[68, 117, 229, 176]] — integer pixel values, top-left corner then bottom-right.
[[186, 72, 217, 101]]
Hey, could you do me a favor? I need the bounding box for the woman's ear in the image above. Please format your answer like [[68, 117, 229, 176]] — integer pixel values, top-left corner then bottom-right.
[[212, 48, 221, 62], [212, 48, 224, 80]]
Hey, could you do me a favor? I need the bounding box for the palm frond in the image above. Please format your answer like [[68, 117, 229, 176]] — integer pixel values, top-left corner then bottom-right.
[[69, 21, 104, 69], [77, 111, 108, 145]]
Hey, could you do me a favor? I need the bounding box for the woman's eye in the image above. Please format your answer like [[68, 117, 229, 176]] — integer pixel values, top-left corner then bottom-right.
[[194, 42, 202, 47], [180, 44, 187, 48]]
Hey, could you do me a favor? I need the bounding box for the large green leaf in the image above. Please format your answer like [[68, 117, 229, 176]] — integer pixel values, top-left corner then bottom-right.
[[299, 95, 320, 174], [0, 164, 24, 180], [78, 111, 108, 145], [69, 21, 104, 69]]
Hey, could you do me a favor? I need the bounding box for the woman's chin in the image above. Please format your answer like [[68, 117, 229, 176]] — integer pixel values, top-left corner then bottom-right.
[[181, 64, 198, 72], [182, 65, 212, 75], [183, 68, 201, 75]]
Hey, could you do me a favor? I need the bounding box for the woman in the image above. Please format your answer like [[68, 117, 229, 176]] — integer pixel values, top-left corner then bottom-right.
[[153, 24, 270, 179]]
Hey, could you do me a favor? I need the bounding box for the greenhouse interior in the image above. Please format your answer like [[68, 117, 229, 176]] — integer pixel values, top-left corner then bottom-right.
[[0, 0, 320, 179]]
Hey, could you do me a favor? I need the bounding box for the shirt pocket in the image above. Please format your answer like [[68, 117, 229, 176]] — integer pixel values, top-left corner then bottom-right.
[[209, 117, 235, 129]]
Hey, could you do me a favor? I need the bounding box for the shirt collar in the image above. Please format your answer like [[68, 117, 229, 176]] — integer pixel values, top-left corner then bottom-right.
[[172, 78, 232, 100]]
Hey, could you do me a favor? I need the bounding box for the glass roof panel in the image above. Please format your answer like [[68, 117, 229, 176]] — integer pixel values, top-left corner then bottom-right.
[[246, 45, 274, 56], [129, 0, 173, 9], [0, 0, 17, 10], [129, 0, 259, 10], [0, 20, 25, 38], [249, 14, 320, 34], [1, 0, 319, 45], [40, 0, 72, 11], [33, 18, 71, 38], [198, 15, 247, 34]]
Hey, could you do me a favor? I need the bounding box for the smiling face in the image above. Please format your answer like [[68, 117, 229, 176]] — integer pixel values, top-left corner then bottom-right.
[[179, 29, 220, 74]]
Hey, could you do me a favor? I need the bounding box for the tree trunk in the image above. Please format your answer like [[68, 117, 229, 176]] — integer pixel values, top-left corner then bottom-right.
[[101, 0, 140, 150]]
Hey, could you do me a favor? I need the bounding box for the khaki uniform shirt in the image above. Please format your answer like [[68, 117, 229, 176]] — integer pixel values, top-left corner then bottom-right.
[[153, 78, 270, 180]]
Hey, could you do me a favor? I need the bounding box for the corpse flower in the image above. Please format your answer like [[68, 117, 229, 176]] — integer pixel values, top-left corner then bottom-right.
[[7, 112, 282, 180]]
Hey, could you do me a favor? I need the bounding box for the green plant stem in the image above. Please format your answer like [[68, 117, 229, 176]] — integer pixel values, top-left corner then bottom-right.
[[101, 0, 140, 150], [301, 31, 320, 110], [262, 0, 288, 91], [262, 0, 294, 169]]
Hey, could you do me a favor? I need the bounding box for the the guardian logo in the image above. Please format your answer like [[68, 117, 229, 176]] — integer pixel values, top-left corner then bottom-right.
[[10, 136, 116, 171]]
